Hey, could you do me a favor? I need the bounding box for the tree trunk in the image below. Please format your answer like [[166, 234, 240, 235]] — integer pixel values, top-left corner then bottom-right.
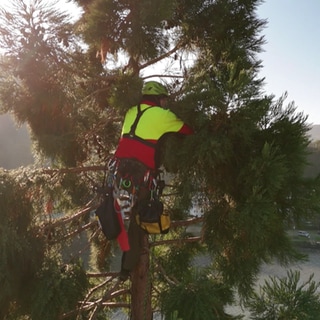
[[130, 233, 152, 320]]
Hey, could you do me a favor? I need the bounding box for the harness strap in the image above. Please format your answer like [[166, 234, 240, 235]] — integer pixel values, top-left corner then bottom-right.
[[122, 104, 155, 148], [129, 104, 144, 136]]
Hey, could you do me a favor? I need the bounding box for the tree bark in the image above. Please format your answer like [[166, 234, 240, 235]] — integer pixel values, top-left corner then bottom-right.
[[130, 233, 152, 320]]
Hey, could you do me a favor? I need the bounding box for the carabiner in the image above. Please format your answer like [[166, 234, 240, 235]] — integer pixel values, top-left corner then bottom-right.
[[122, 179, 132, 189]]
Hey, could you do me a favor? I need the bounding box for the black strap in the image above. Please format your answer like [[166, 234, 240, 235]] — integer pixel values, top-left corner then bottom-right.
[[129, 104, 151, 136], [123, 104, 155, 147]]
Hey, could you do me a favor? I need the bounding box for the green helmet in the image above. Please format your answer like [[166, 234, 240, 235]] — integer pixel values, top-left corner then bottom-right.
[[141, 81, 168, 96]]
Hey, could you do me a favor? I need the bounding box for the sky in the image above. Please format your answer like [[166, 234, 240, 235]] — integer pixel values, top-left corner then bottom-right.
[[0, 0, 319, 124], [257, 0, 320, 125]]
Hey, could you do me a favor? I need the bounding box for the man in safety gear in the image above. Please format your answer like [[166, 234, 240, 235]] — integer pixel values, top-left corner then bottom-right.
[[114, 80, 193, 168], [112, 80, 193, 280]]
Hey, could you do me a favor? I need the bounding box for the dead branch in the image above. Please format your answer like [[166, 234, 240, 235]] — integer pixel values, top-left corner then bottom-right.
[[88, 279, 123, 320], [100, 302, 130, 308], [42, 165, 107, 175], [46, 200, 96, 228], [48, 220, 98, 245], [77, 276, 116, 318], [82, 301, 130, 308], [86, 272, 119, 278], [171, 216, 204, 227], [61, 274, 124, 320], [155, 262, 180, 286], [140, 40, 185, 72], [151, 236, 202, 247]]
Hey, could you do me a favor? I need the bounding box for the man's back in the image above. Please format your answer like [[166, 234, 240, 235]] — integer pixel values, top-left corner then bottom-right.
[[115, 102, 192, 169]]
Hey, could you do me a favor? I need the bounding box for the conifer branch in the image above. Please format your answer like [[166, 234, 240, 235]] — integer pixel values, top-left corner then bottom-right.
[[88, 279, 123, 320], [48, 220, 98, 244], [41, 165, 107, 175], [156, 262, 180, 286], [62, 274, 130, 320], [139, 40, 186, 72], [76, 276, 117, 319], [171, 216, 204, 227], [151, 236, 202, 248]]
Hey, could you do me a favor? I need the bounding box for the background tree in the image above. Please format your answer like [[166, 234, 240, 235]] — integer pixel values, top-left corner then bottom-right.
[[1, 0, 320, 319], [0, 168, 88, 320], [245, 270, 320, 320], [0, 169, 44, 319]]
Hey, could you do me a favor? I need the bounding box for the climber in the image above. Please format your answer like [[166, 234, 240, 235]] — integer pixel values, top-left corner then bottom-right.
[[111, 80, 193, 280]]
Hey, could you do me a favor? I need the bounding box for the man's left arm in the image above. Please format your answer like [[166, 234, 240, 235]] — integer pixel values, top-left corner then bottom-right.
[[178, 123, 193, 135]]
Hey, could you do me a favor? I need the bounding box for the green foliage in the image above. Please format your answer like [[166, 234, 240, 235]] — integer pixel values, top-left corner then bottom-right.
[[107, 74, 143, 115], [77, 0, 175, 60], [0, 1, 82, 166], [89, 235, 114, 272], [30, 258, 89, 320], [0, 0, 116, 167], [169, 310, 183, 320], [1, 0, 320, 318], [156, 235, 240, 319], [245, 270, 320, 320], [158, 233, 204, 280], [173, 43, 316, 296], [0, 169, 89, 320], [197, 100, 312, 295], [160, 270, 241, 320], [0, 169, 45, 318]]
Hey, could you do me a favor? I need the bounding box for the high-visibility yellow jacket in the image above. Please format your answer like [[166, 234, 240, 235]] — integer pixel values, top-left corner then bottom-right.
[[114, 100, 193, 169]]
